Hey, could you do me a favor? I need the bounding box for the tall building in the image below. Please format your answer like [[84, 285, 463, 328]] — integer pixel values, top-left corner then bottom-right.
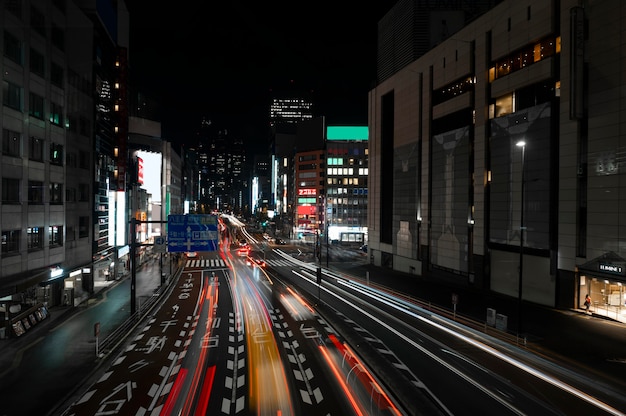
[[268, 84, 316, 216], [376, 0, 503, 83], [325, 126, 369, 244], [196, 119, 247, 214], [251, 154, 271, 216], [0, 0, 130, 337], [269, 87, 314, 127], [368, 0, 626, 318]]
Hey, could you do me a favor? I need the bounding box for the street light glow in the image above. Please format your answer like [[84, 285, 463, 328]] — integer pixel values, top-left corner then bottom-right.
[[516, 140, 526, 147]]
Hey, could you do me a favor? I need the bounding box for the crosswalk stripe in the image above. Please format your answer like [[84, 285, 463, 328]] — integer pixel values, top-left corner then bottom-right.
[[184, 258, 227, 269]]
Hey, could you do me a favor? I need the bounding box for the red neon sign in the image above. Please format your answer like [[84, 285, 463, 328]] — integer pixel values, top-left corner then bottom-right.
[[298, 188, 316, 196], [137, 157, 144, 185]]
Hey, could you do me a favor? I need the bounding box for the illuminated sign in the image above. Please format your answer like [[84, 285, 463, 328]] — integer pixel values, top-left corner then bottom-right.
[[297, 205, 317, 215], [599, 263, 625, 275], [137, 157, 144, 185], [50, 268, 64, 279], [298, 188, 317, 196], [326, 126, 368, 141]]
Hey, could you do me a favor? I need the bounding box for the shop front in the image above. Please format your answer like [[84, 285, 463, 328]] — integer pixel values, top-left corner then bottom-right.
[[577, 252, 626, 323]]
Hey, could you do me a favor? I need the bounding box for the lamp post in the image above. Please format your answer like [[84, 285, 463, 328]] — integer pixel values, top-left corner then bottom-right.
[[516, 140, 526, 338]]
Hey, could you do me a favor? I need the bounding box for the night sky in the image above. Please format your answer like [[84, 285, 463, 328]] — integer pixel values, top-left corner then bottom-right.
[[128, 2, 397, 152]]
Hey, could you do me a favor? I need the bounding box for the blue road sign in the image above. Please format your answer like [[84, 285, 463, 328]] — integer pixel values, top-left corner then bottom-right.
[[167, 214, 219, 252]]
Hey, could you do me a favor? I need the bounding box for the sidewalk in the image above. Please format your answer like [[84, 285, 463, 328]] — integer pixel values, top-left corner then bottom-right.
[[0, 277, 118, 363], [0, 255, 163, 361]]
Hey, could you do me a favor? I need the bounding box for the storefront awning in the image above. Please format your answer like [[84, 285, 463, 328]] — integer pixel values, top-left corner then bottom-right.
[[577, 251, 626, 281]]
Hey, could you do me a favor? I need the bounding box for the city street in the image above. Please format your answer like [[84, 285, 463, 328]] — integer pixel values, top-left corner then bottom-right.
[[0, 257, 170, 416]]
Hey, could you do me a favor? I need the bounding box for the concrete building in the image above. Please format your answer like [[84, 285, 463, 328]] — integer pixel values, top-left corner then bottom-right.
[[0, 0, 130, 337], [325, 126, 369, 245], [368, 0, 626, 318]]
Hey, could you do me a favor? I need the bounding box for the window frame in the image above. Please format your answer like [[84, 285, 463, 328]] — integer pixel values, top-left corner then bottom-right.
[[2, 128, 21, 157], [27, 226, 44, 251], [3, 80, 23, 111], [50, 101, 63, 126], [29, 92, 45, 120], [29, 136, 44, 162], [1, 178, 20, 204], [78, 216, 89, 238], [3, 30, 23, 65], [1, 229, 21, 256], [49, 182, 63, 205], [49, 225, 63, 247], [50, 142, 64, 166], [28, 180, 44, 204], [30, 47, 45, 77]]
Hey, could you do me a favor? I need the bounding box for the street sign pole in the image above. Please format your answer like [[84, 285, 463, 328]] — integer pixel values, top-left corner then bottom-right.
[[130, 217, 136, 314]]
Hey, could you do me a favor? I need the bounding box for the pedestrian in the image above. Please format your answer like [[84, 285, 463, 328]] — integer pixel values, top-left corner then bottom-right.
[[584, 293, 592, 314]]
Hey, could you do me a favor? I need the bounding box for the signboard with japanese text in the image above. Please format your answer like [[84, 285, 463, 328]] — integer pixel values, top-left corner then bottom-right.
[[167, 214, 219, 252], [298, 188, 317, 196]]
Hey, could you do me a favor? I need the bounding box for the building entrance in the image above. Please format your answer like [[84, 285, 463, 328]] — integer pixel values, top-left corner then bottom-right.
[[577, 252, 626, 323]]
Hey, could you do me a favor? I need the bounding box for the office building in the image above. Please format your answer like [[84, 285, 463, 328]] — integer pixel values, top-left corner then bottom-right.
[[368, 0, 626, 317], [0, 0, 130, 338], [325, 126, 368, 245]]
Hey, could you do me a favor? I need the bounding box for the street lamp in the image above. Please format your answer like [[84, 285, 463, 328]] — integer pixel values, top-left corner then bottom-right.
[[516, 140, 526, 338]]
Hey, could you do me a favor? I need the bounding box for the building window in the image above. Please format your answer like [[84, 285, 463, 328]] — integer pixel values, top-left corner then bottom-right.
[[78, 216, 89, 238], [66, 226, 75, 242], [1, 230, 20, 256], [79, 116, 90, 136], [67, 115, 77, 132], [50, 142, 63, 165], [51, 62, 63, 88], [79, 150, 89, 169], [65, 187, 76, 202], [1, 178, 20, 203], [49, 225, 63, 247], [2, 128, 21, 157], [27, 226, 44, 250], [3, 30, 22, 65], [29, 92, 44, 119], [30, 48, 45, 77], [50, 102, 63, 126], [3, 81, 22, 111], [31, 5, 46, 36], [491, 36, 561, 81], [28, 180, 44, 204], [66, 152, 76, 168], [29, 136, 44, 161], [51, 25, 64, 51], [49, 182, 63, 204], [78, 183, 89, 201]]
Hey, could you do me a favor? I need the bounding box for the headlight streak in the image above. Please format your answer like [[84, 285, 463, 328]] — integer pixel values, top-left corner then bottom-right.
[[337, 279, 626, 416], [318, 344, 365, 416], [160, 367, 188, 416], [280, 291, 315, 322], [291, 269, 516, 415], [321, 272, 625, 416], [180, 275, 219, 416], [237, 269, 294, 415], [327, 333, 403, 416]]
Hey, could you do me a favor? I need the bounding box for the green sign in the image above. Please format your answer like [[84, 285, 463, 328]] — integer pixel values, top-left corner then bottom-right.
[[326, 126, 368, 141]]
